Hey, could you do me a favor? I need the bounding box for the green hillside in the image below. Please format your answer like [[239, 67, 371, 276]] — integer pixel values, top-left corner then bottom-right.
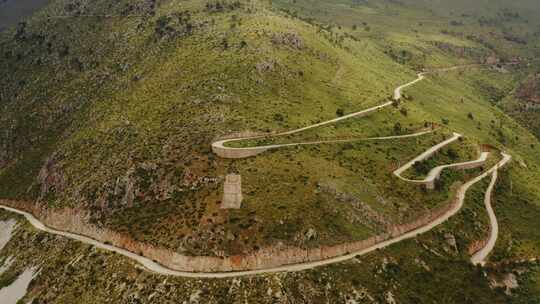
[[0, 0, 539, 302]]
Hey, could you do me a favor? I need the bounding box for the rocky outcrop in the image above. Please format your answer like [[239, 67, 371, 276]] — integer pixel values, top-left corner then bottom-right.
[[0, 219, 17, 251], [256, 60, 277, 74], [468, 238, 489, 255], [485, 54, 501, 65], [444, 233, 458, 252], [489, 273, 519, 295], [516, 73, 540, 104], [271, 32, 304, 49]]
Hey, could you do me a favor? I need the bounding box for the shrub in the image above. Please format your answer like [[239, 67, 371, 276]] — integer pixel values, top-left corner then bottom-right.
[[412, 160, 431, 175], [400, 107, 408, 116], [273, 113, 284, 122], [393, 122, 402, 134], [446, 148, 459, 160]]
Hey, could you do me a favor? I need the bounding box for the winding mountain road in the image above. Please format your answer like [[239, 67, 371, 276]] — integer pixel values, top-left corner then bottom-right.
[[393, 133, 490, 189], [471, 169, 500, 266], [0, 63, 512, 277], [393, 132, 462, 178], [394, 73, 426, 100], [212, 63, 490, 159], [212, 128, 436, 159], [212, 71, 432, 158]]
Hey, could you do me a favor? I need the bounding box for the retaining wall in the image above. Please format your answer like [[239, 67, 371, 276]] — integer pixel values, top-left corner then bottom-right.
[[212, 144, 269, 159]]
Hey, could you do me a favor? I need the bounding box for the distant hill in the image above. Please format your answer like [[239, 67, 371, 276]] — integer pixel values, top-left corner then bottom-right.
[[0, 0, 50, 32], [400, 0, 540, 21]]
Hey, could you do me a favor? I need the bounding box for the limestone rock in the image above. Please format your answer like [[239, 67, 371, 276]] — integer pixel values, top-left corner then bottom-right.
[[305, 228, 317, 241], [256, 59, 276, 74], [444, 233, 458, 252], [385, 291, 397, 304], [490, 273, 519, 296], [272, 32, 304, 49]]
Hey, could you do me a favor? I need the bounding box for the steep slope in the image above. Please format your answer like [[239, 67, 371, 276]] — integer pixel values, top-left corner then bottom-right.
[[0, 0, 454, 257], [0, 0, 540, 302], [1, 0, 539, 260]]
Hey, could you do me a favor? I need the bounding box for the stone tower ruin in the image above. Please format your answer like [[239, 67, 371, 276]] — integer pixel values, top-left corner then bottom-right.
[[222, 174, 243, 209]]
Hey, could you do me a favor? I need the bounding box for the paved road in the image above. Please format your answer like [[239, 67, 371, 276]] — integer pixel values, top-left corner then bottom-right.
[[423, 152, 489, 182], [393, 133, 490, 187], [471, 169, 499, 266], [393, 132, 462, 178], [212, 128, 436, 157], [394, 73, 425, 100], [213, 63, 511, 158], [212, 73, 429, 158]]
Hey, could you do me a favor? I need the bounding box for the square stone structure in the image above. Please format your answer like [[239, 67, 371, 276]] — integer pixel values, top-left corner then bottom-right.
[[222, 174, 243, 209]]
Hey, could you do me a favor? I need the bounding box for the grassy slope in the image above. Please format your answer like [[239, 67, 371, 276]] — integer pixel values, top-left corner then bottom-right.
[[0, 0, 539, 255], [0, 0, 485, 255], [0, 0, 539, 301]]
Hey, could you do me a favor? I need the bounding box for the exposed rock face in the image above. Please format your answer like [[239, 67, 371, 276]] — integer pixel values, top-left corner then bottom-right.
[[107, 161, 214, 210], [0, 193, 462, 273], [122, 174, 136, 208], [468, 238, 489, 255], [385, 291, 397, 304], [305, 228, 317, 241], [221, 174, 243, 209], [271, 32, 304, 49], [256, 59, 276, 74], [0, 219, 17, 251], [490, 273, 519, 295], [37, 153, 65, 201], [516, 74, 540, 104]]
